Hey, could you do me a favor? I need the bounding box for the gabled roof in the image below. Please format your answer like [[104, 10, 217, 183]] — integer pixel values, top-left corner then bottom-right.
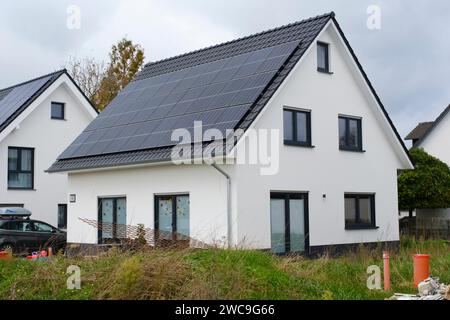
[[0, 69, 97, 134], [0, 70, 65, 133], [406, 105, 450, 147], [405, 122, 434, 141], [48, 12, 411, 172]]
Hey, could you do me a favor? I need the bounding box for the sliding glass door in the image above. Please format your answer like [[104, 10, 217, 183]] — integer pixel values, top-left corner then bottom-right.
[[270, 193, 308, 254], [155, 195, 190, 242], [98, 197, 126, 244]]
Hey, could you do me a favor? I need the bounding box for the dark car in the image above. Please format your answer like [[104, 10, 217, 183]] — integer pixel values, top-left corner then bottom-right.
[[0, 208, 66, 254]]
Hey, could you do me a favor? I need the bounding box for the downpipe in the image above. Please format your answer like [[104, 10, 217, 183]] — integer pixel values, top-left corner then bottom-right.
[[210, 162, 232, 249]]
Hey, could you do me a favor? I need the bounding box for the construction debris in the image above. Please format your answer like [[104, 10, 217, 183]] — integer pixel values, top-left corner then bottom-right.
[[388, 277, 449, 300]]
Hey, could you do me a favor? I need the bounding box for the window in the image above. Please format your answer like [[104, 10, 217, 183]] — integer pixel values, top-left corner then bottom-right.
[[283, 108, 312, 147], [51, 102, 65, 120], [155, 195, 190, 242], [317, 42, 330, 73], [33, 222, 54, 233], [345, 194, 376, 229], [339, 116, 362, 151], [98, 197, 127, 244], [58, 204, 68, 229], [7, 221, 33, 232], [8, 147, 34, 189], [270, 193, 309, 254]]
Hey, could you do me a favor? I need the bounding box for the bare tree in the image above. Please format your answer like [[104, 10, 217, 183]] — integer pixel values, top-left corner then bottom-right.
[[65, 56, 106, 103]]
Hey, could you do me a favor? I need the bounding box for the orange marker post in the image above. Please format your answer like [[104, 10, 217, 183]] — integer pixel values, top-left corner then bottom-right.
[[383, 251, 391, 291]]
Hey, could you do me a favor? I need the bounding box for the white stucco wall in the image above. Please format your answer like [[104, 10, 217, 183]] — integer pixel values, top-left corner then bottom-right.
[[67, 164, 229, 245], [0, 80, 95, 226], [418, 110, 450, 165], [228, 23, 408, 248], [65, 22, 410, 249]]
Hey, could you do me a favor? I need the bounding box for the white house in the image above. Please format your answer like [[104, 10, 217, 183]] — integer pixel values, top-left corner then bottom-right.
[[0, 70, 98, 228], [406, 105, 450, 229], [49, 13, 413, 254]]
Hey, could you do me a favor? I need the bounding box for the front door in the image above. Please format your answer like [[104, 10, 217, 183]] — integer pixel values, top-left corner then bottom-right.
[[98, 197, 127, 244], [155, 195, 190, 243], [270, 193, 309, 254]]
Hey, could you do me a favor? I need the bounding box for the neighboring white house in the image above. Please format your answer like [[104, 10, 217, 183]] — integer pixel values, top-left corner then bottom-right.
[[0, 70, 98, 228], [49, 12, 413, 254], [405, 105, 450, 229]]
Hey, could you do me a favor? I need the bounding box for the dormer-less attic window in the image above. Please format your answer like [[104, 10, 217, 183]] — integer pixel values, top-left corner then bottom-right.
[[51, 102, 65, 120], [317, 42, 330, 73]]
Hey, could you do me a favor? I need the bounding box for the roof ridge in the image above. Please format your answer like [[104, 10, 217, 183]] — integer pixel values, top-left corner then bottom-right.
[[0, 69, 66, 94], [142, 12, 334, 70]]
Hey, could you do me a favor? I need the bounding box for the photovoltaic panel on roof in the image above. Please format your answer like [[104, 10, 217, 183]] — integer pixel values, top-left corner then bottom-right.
[[0, 75, 52, 127], [58, 40, 301, 159], [50, 13, 351, 173]]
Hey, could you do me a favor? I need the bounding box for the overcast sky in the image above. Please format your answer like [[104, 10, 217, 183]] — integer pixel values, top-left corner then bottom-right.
[[1, 0, 449, 143]]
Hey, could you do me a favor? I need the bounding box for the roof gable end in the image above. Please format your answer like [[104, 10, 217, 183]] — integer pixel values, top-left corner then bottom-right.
[[412, 105, 450, 147]]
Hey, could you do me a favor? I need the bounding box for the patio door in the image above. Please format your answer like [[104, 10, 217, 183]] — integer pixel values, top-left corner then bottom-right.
[[155, 195, 190, 242], [270, 193, 309, 254], [98, 197, 126, 244]]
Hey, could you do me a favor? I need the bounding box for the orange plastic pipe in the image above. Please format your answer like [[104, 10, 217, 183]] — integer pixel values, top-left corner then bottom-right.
[[413, 254, 430, 287], [383, 251, 390, 291]]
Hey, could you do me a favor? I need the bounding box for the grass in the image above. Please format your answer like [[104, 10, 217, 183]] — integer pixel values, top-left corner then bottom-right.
[[0, 237, 448, 300]]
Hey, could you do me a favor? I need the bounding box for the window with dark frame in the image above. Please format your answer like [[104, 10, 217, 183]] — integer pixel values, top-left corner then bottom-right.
[[98, 197, 127, 244], [339, 116, 362, 151], [154, 194, 190, 242], [345, 194, 376, 229], [51, 102, 65, 120], [7, 147, 34, 190], [283, 108, 312, 147], [58, 204, 68, 229], [317, 42, 330, 73]]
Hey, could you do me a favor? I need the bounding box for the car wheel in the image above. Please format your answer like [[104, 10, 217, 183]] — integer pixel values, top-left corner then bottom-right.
[[0, 243, 14, 254]]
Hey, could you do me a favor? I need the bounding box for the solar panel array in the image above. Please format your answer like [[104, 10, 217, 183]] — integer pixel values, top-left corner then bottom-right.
[[59, 40, 301, 159], [0, 75, 52, 129]]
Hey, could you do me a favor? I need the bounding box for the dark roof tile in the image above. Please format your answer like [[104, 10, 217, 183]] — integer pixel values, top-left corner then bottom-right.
[[408, 105, 450, 146], [405, 122, 434, 140], [50, 12, 333, 172], [49, 11, 410, 172]]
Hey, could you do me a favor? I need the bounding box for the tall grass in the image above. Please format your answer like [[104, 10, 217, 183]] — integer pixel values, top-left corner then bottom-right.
[[0, 237, 448, 300]]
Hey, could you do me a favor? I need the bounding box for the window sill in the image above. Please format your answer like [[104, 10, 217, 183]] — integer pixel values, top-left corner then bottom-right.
[[284, 141, 315, 148], [339, 147, 366, 153], [51, 118, 67, 121], [8, 188, 36, 191], [345, 226, 379, 231], [317, 68, 334, 75]]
